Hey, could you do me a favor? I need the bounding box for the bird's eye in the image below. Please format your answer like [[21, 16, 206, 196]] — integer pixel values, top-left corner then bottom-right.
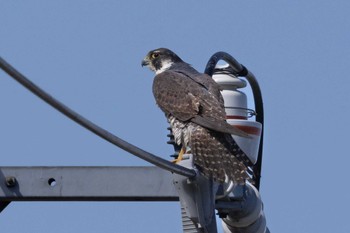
[[151, 53, 159, 59]]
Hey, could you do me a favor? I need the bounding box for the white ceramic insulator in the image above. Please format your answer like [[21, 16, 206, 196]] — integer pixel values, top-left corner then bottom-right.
[[212, 66, 262, 164]]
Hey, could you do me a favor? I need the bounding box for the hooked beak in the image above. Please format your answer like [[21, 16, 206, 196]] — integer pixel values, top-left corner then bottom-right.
[[141, 57, 150, 67]]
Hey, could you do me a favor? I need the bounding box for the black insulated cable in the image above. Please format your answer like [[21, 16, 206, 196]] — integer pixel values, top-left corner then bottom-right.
[[0, 56, 196, 178]]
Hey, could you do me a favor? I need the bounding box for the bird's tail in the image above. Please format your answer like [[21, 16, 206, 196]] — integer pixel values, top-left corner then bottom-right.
[[190, 125, 251, 184]]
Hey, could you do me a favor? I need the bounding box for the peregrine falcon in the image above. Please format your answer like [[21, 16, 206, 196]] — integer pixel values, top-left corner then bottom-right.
[[142, 48, 252, 184]]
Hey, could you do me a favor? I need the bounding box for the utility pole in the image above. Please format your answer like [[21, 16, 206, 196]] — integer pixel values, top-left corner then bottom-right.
[[0, 52, 269, 233]]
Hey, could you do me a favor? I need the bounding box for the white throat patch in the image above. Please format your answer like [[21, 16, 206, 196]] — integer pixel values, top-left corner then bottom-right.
[[156, 60, 174, 74]]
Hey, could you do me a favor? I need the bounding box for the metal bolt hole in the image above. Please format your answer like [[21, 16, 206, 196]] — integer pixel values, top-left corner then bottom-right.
[[48, 178, 56, 187]]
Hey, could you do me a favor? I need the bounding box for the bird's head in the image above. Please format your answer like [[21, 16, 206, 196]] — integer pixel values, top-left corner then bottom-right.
[[142, 48, 183, 74]]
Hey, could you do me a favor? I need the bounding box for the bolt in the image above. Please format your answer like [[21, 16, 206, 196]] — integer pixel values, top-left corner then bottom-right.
[[5, 176, 16, 187]]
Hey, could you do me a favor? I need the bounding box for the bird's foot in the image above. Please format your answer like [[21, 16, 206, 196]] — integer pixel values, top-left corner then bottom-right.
[[172, 148, 186, 163]]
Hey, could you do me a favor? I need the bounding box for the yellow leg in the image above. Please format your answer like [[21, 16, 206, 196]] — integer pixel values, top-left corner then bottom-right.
[[172, 147, 186, 163]]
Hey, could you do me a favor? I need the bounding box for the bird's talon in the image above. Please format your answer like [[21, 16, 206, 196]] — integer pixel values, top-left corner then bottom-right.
[[172, 148, 186, 163]]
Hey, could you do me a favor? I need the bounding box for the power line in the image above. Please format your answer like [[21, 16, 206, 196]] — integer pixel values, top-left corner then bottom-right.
[[0, 57, 196, 178]]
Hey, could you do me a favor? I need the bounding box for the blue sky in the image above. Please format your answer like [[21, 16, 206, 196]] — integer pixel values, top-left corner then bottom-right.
[[1, 1, 350, 232]]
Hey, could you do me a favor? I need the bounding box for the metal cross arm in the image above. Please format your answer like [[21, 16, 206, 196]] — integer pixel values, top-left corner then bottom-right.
[[0, 166, 179, 206]]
